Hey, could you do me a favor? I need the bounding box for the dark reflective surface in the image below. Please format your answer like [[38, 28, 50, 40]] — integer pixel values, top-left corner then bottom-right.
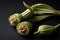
[[0, 0, 60, 40]]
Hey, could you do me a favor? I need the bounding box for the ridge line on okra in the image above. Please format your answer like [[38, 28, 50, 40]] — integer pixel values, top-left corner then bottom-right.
[[31, 3, 60, 15], [21, 1, 34, 20], [21, 2, 60, 20], [28, 15, 52, 22]]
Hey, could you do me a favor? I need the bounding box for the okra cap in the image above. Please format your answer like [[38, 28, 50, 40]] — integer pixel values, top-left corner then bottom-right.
[[8, 13, 22, 26], [16, 21, 32, 36]]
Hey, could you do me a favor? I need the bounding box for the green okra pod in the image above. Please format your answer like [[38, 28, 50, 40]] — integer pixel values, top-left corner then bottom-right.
[[21, 2, 60, 21], [31, 3, 60, 15], [21, 2, 60, 20], [8, 13, 22, 26], [16, 21, 32, 36], [28, 15, 52, 22], [34, 24, 60, 35], [20, 2, 60, 20]]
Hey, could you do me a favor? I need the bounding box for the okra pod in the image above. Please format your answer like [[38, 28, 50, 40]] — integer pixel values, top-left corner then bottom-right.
[[31, 3, 60, 15], [21, 2, 60, 20], [34, 24, 60, 35], [28, 15, 52, 22]]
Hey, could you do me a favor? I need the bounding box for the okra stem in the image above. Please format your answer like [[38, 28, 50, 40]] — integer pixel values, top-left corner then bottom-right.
[[21, 1, 34, 20], [23, 1, 33, 11], [21, 9, 31, 18], [34, 31, 39, 34]]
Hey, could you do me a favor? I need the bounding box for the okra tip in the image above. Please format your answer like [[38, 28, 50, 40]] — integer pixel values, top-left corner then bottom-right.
[[23, 1, 33, 11]]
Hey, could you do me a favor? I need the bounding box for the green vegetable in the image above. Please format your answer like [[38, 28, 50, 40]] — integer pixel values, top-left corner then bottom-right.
[[31, 3, 60, 15], [21, 1, 33, 20], [28, 15, 52, 22], [34, 24, 60, 35], [21, 2, 60, 20], [16, 21, 32, 36], [8, 13, 22, 26]]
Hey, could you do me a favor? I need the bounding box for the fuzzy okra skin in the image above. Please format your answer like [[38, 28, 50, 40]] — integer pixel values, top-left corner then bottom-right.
[[21, 1, 33, 20], [31, 3, 60, 15], [8, 13, 22, 26], [28, 15, 52, 22], [34, 24, 60, 35], [16, 21, 32, 36], [21, 2, 54, 20], [21, 2, 60, 20], [21, 1, 60, 20], [21, 2, 59, 21], [21, 9, 33, 20]]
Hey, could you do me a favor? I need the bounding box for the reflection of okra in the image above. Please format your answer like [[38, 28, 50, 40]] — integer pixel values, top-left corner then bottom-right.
[[34, 24, 60, 35], [8, 13, 22, 26], [16, 21, 32, 36]]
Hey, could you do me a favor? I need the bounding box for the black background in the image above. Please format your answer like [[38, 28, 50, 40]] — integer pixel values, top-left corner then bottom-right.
[[0, 0, 60, 40]]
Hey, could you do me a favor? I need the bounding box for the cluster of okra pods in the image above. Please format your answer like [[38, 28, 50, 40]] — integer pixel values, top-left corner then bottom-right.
[[8, 1, 60, 36]]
